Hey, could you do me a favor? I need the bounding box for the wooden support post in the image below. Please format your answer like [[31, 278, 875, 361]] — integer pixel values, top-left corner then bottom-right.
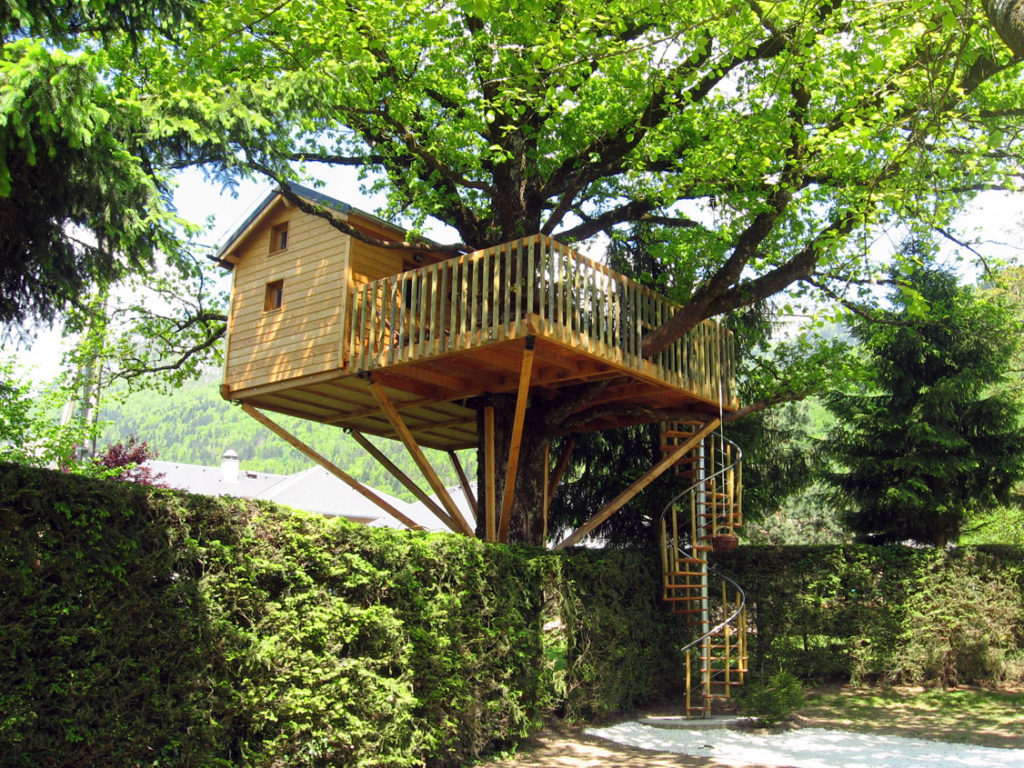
[[240, 404, 428, 532], [448, 450, 478, 524], [484, 403, 496, 542], [542, 442, 550, 545], [349, 430, 458, 531], [546, 437, 575, 509], [498, 337, 536, 542], [553, 418, 721, 551], [367, 379, 475, 536]]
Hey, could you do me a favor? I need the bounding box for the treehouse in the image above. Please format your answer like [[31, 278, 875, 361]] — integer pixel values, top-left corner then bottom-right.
[[219, 185, 748, 716], [217, 185, 740, 544]]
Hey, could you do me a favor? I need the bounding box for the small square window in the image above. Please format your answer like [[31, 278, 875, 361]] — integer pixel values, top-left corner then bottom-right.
[[270, 222, 288, 253], [264, 279, 284, 311]]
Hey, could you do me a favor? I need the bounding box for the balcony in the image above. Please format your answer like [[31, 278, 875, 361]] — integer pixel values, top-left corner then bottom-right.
[[348, 234, 737, 413]]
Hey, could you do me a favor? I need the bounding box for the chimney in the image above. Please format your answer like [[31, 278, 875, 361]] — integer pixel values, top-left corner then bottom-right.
[[221, 449, 240, 483]]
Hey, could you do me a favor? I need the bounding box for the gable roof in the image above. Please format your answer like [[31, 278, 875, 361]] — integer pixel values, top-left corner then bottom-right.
[[213, 183, 407, 267]]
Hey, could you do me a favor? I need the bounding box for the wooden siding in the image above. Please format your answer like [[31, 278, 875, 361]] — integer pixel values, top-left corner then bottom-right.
[[349, 235, 738, 409], [225, 203, 351, 391]]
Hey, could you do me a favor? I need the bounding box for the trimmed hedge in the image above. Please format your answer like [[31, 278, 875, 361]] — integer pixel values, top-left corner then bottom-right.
[[0, 464, 684, 766], [6, 462, 1020, 767], [555, 548, 688, 720], [715, 545, 1024, 685], [0, 464, 554, 767]]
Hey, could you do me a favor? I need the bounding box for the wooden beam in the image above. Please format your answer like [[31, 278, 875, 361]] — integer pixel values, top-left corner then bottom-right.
[[498, 338, 536, 542], [367, 379, 475, 536], [240, 403, 428, 532], [448, 450, 478, 524], [546, 437, 576, 509], [350, 430, 459, 531], [552, 418, 721, 551], [542, 442, 550, 545], [485, 404, 496, 542]]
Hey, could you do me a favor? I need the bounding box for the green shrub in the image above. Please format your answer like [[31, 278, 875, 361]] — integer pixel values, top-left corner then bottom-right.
[[888, 553, 1023, 686], [0, 463, 691, 766], [735, 669, 805, 725], [555, 548, 691, 721], [716, 545, 1024, 687]]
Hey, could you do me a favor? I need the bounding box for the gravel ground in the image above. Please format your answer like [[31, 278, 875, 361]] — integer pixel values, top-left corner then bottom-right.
[[583, 722, 1024, 768]]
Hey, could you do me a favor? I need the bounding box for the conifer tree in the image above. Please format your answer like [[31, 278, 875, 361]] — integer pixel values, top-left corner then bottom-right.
[[826, 264, 1024, 545]]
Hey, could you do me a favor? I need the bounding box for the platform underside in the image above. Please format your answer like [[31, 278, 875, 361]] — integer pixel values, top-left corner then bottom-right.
[[224, 334, 730, 451]]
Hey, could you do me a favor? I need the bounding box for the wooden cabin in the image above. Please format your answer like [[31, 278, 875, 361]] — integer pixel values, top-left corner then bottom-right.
[[217, 185, 739, 541], [218, 185, 738, 448]]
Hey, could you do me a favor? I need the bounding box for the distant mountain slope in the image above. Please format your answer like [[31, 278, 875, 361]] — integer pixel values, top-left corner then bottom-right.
[[98, 372, 475, 502]]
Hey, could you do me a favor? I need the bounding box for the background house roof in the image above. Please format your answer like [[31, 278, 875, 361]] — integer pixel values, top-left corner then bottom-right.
[[372, 482, 477, 533], [146, 452, 412, 527]]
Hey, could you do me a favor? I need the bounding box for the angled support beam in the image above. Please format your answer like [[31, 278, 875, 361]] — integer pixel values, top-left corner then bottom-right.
[[553, 418, 721, 551], [498, 337, 536, 543], [546, 437, 576, 509], [367, 379, 474, 536], [448, 450, 478, 524], [350, 430, 458, 531], [240, 404, 426, 531], [484, 403, 496, 542]]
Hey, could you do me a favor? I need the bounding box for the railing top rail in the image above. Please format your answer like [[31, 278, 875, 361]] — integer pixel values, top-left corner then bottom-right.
[[355, 233, 732, 336], [679, 567, 746, 654]]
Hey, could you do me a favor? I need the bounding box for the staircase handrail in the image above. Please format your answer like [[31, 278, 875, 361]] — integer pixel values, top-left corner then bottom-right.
[[678, 567, 746, 654], [656, 432, 744, 534], [657, 429, 745, 656]]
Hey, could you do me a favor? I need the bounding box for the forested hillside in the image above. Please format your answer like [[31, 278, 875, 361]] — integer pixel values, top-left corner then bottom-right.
[[98, 372, 475, 501]]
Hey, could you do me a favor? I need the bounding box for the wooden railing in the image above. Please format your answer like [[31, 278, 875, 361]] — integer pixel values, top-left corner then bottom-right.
[[348, 234, 737, 407]]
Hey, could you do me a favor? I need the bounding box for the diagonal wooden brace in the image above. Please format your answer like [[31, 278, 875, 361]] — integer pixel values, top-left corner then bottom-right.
[[349, 430, 459, 531], [367, 379, 475, 536], [552, 417, 721, 550], [240, 404, 426, 531]]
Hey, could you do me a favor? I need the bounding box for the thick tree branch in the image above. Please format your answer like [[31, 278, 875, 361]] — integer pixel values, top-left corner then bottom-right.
[[555, 202, 702, 243], [274, 181, 468, 253]]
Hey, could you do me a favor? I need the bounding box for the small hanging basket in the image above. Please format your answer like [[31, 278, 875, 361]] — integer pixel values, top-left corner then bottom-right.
[[711, 534, 739, 551]]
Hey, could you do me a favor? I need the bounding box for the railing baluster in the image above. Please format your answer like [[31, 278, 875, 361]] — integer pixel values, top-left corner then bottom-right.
[[344, 236, 736, 405]]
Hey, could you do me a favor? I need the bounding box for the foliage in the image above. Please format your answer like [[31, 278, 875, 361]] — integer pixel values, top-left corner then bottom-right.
[[826, 265, 1024, 545], [93, 436, 166, 486], [0, 2, 198, 333], [888, 555, 1024, 686], [716, 545, 1024, 686], [0, 462, 696, 766], [0, 356, 99, 468], [735, 668, 805, 726], [554, 547, 691, 719]]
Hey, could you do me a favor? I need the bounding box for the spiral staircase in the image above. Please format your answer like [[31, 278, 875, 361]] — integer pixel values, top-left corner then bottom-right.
[[658, 421, 748, 718]]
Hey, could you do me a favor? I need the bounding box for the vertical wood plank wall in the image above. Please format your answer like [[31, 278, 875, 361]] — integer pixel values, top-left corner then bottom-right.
[[224, 203, 351, 391]]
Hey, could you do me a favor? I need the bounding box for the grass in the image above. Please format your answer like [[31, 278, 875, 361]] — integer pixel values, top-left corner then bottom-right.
[[797, 684, 1024, 749]]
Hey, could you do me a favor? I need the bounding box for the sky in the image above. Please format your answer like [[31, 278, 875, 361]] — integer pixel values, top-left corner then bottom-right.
[[8, 169, 1024, 385]]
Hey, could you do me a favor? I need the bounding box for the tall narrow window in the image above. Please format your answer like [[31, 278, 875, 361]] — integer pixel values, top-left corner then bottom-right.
[[264, 279, 284, 311], [270, 222, 288, 253]]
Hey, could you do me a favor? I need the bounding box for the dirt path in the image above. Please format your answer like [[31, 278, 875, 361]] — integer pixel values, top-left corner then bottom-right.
[[483, 721, 776, 768], [483, 686, 1024, 767]]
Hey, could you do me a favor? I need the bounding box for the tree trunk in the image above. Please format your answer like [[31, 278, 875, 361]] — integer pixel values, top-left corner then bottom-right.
[[986, 0, 1024, 57], [475, 393, 551, 546]]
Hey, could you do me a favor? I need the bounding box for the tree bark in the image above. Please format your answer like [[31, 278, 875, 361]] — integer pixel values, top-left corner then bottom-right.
[[475, 393, 550, 546], [986, 0, 1024, 57]]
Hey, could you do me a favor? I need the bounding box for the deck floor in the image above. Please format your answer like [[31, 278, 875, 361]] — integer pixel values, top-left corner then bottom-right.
[[227, 332, 731, 451]]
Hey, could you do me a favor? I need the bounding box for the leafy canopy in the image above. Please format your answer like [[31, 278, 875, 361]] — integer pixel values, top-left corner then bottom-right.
[[0, 0, 197, 332], [141, 0, 1024, 348]]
